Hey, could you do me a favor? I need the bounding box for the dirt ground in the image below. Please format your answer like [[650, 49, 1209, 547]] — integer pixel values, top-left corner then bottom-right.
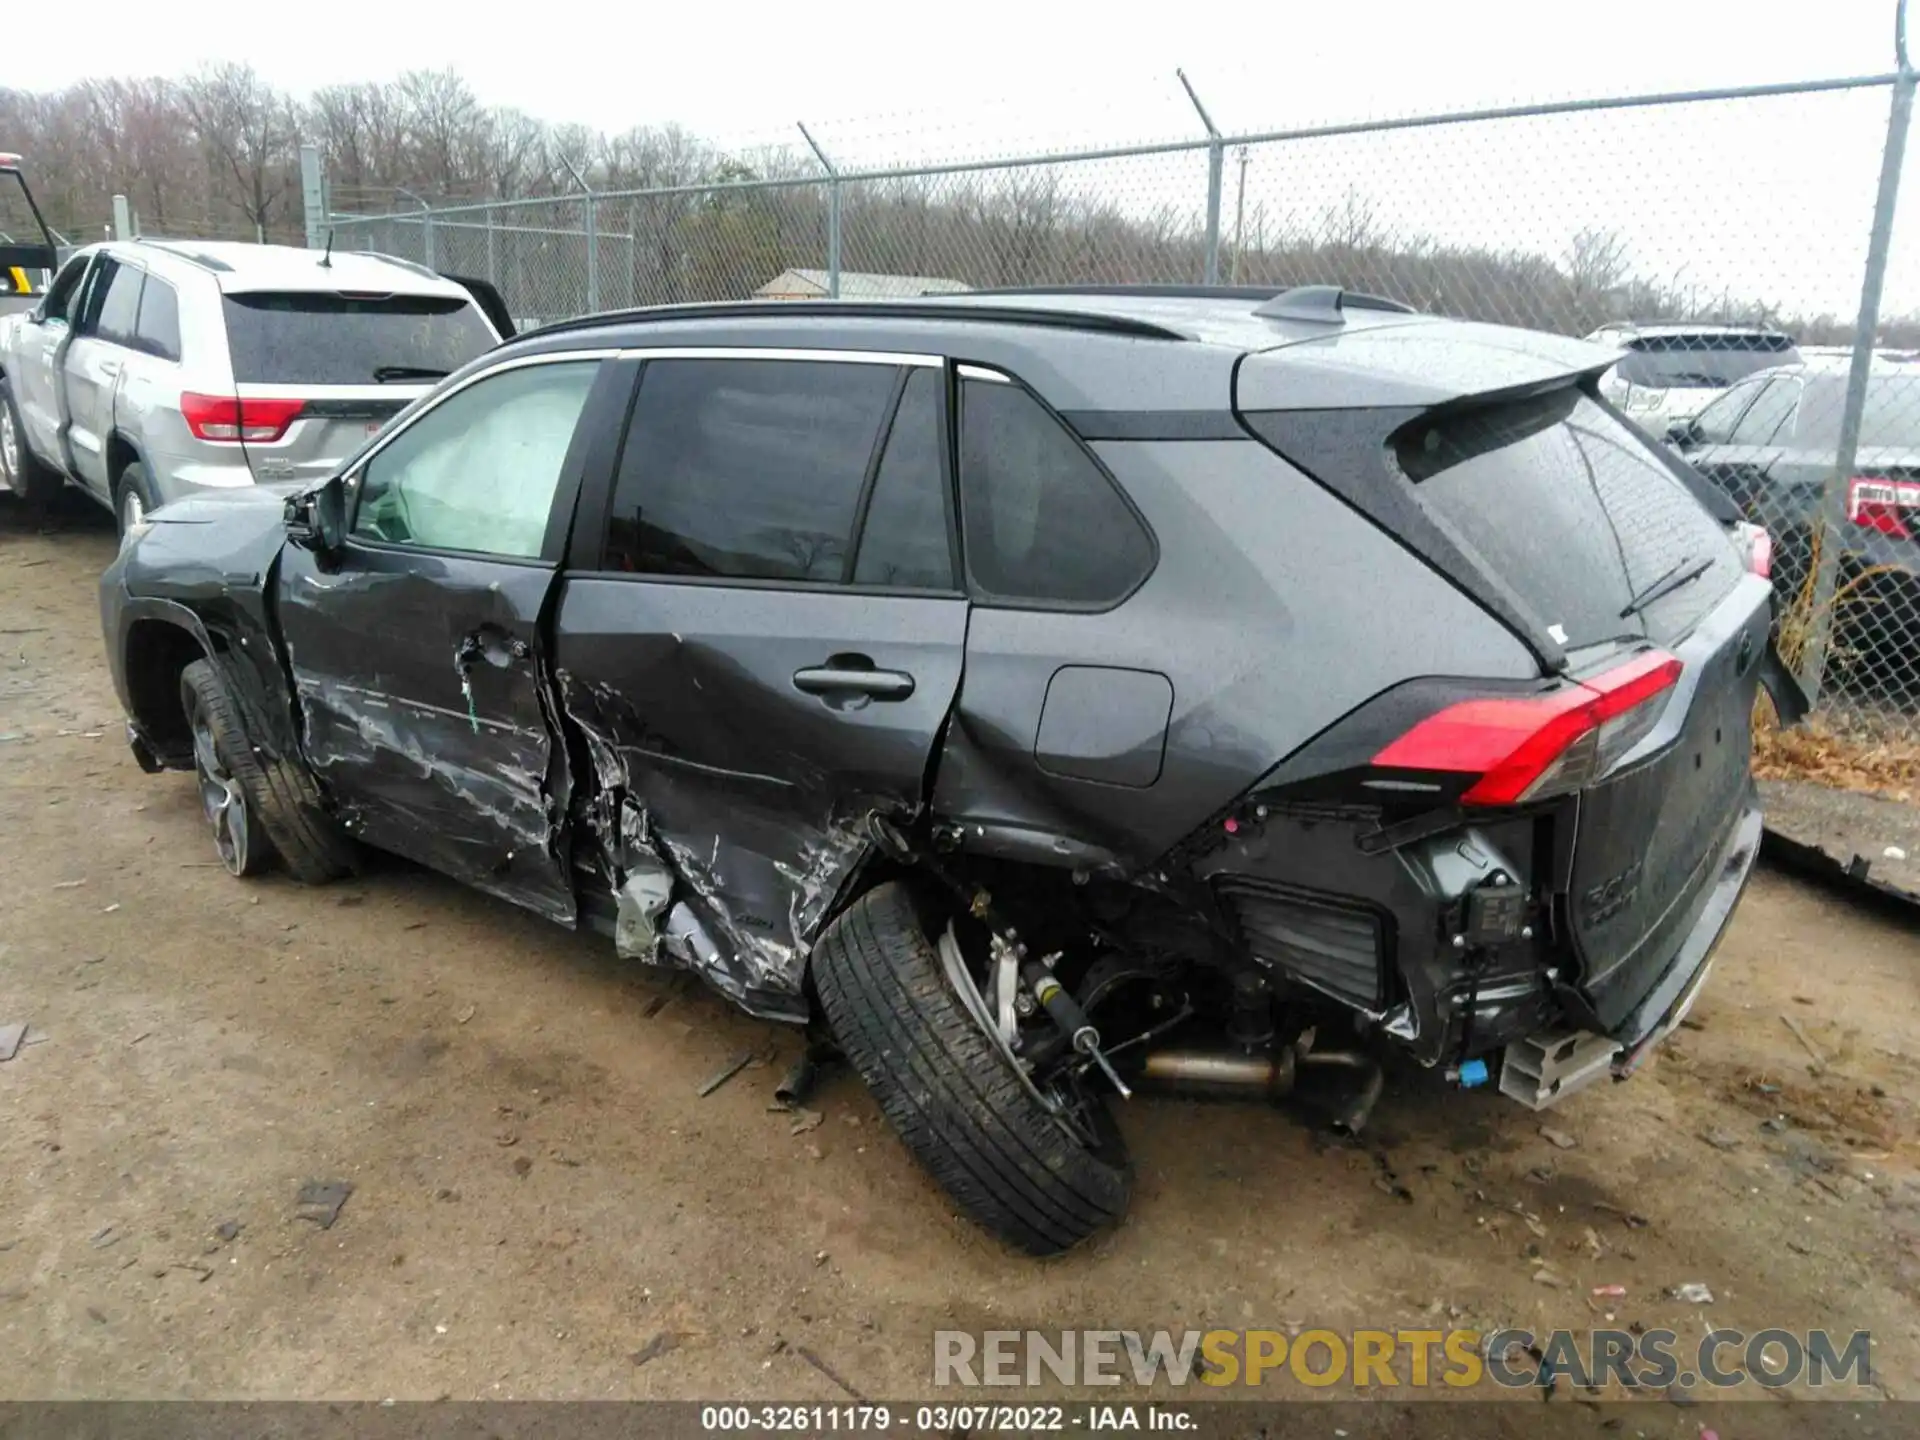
[[3, 495, 1919, 1422]]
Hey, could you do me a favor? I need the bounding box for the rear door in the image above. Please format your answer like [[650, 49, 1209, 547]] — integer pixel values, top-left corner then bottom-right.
[[218, 289, 500, 485], [61, 254, 145, 497], [275, 351, 627, 925], [551, 349, 967, 1013]]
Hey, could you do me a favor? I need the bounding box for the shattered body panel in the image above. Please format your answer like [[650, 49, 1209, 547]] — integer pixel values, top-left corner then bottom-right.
[[275, 542, 575, 926], [551, 579, 968, 1018]]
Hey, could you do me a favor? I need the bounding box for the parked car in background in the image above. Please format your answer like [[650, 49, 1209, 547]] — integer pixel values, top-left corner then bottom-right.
[[1589, 322, 1800, 439], [1666, 354, 1920, 699], [101, 284, 1796, 1254], [0, 239, 509, 531]]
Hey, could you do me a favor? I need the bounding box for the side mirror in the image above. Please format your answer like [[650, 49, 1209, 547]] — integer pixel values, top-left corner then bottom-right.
[[1664, 418, 1699, 447], [286, 475, 348, 555]]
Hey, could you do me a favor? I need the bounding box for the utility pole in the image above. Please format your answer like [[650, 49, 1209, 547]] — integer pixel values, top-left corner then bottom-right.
[[1231, 146, 1250, 284]]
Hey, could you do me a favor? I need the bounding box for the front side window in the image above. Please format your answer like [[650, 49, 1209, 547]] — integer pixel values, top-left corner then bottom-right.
[[603, 358, 899, 581], [1690, 379, 1763, 444], [40, 254, 91, 325], [352, 360, 599, 559], [1728, 378, 1799, 446], [957, 375, 1154, 606]]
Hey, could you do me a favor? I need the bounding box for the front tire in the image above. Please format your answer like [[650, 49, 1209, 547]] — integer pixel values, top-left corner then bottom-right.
[[813, 881, 1131, 1255], [177, 657, 356, 884], [0, 378, 62, 505]]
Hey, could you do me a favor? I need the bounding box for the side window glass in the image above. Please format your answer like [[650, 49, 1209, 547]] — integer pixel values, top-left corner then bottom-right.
[[1728, 379, 1797, 445], [92, 263, 145, 345], [71, 258, 118, 334], [957, 374, 1154, 606], [352, 360, 599, 559], [134, 277, 182, 361], [1691, 380, 1759, 444], [852, 368, 954, 590], [604, 358, 897, 581], [40, 255, 90, 324]]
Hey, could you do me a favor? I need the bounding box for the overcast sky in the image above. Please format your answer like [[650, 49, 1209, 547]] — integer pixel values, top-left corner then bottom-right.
[[9, 0, 1917, 314]]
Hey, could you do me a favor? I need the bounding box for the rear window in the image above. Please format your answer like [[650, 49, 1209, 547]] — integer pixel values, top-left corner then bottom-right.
[[1395, 388, 1741, 648], [220, 292, 494, 385], [1614, 335, 1800, 389]]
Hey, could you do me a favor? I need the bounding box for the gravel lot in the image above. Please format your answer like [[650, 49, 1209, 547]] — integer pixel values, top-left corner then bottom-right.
[[2, 495, 1917, 1426]]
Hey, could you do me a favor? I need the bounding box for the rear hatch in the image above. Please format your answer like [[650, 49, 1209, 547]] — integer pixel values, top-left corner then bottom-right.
[[1240, 340, 1762, 1031], [214, 291, 497, 485]]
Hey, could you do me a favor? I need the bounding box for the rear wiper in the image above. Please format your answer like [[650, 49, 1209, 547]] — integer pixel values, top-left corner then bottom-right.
[[372, 365, 450, 382], [1619, 554, 1713, 619]]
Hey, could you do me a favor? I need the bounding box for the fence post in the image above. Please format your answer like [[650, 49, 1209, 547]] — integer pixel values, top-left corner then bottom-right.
[[111, 195, 132, 241], [559, 155, 599, 313], [1798, 0, 1915, 704], [485, 205, 497, 293], [1178, 70, 1224, 285], [299, 144, 326, 249], [799, 123, 841, 298]]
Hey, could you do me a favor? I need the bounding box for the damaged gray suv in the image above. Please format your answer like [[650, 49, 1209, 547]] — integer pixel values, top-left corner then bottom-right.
[[99, 285, 1799, 1255]]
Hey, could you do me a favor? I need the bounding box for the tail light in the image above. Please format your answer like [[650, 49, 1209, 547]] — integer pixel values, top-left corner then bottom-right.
[[180, 392, 305, 444], [1372, 651, 1685, 806], [1847, 476, 1919, 539], [1732, 521, 1772, 578]]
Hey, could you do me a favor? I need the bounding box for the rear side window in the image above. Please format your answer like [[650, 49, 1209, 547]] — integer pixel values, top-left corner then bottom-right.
[[134, 277, 182, 360], [91, 262, 144, 345], [1396, 388, 1741, 647], [957, 376, 1154, 606], [221, 293, 495, 385], [604, 358, 898, 581]]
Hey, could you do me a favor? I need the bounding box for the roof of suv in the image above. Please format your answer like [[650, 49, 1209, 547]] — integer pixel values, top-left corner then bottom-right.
[[1588, 321, 1796, 345], [129, 239, 468, 299], [502, 285, 1622, 415]]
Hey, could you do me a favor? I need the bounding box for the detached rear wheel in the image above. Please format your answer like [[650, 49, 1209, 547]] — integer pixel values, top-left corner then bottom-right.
[[813, 881, 1131, 1255]]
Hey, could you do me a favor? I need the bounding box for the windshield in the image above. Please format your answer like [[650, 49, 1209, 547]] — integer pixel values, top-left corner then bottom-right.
[[1792, 374, 1920, 450], [221, 292, 495, 385], [1615, 337, 1800, 389]]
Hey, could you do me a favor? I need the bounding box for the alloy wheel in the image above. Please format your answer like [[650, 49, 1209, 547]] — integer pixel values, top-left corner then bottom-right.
[[189, 697, 251, 876]]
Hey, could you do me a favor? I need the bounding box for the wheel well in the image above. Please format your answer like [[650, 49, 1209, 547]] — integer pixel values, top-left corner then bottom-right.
[[124, 619, 207, 764], [106, 432, 140, 491]]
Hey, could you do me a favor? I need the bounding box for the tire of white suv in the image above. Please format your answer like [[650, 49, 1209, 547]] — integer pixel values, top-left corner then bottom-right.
[[0, 378, 62, 505], [116, 460, 158, 537], [813, 880, 1132, 1255]]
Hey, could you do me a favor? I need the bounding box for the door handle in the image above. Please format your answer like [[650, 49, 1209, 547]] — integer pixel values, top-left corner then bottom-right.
[[97, 359, 121, 378], [793, 655, 916, 702]]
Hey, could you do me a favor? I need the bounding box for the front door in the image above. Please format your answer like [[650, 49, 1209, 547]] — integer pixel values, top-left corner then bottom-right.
[[551, 353, 967, 1013], [62, 254, 145, 495], [275, 353, 621, 926]]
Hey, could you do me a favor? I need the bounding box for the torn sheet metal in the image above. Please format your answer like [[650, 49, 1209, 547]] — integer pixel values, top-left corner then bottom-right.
[[559, 669, 878, 1021]]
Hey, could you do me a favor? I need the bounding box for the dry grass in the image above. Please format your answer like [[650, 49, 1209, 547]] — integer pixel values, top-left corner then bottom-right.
[[1753, 695, 1920, 801]]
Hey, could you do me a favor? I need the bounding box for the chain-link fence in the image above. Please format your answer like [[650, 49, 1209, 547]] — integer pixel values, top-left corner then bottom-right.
[[322, 58, 1920, 748]]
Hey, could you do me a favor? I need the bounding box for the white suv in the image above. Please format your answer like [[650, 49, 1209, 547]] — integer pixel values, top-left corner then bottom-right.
[[1587, 321, 1801, 438], [0, 240, 503, 532]]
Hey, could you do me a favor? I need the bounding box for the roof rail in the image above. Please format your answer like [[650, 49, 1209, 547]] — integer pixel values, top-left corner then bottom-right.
[[980, 283, 1289, 302], [522, 299, 1186, 343], [132, 239, 232, 273], [1252, 285, 1418, 323]]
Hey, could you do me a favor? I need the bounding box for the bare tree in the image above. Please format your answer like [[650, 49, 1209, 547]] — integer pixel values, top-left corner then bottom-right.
[[181, 63, 297, 240]]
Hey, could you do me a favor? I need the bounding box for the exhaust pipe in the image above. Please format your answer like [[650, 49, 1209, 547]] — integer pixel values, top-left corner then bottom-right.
[[1298, 1048, 1386, 1136], [1133, 1044, 1384, 1135], [1138, 1047, 1297, 1100]]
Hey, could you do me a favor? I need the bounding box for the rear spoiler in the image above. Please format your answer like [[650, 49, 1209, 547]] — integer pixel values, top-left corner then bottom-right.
[[441, 273, 515, 341]]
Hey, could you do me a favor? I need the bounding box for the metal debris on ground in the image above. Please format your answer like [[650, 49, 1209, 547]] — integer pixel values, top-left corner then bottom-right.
[[455, 1004, 475, 1025], [88, 1225, 120, 1249], [0, 1023, 26, 1062], [795, 1345, 866, 1402], [775, 1050, 821, 1107], [293, 1180, 354, 1230], [1782, 1014, 1827, 1071], [1669, 1282, 1715, 1304], [630, 1332, 682, 1367], [785, 1106, 825, 1137], [1539, 1125, 1578, 1150], [697, 1049, 754, 1098]]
